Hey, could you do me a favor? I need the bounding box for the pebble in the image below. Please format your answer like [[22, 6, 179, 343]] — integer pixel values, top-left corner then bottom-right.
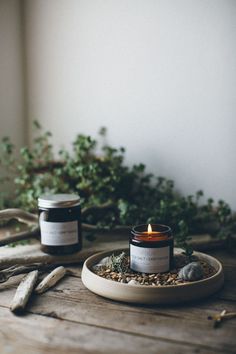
[[96, 256, 111, 267], [178, 262, 204, 281], [128, 280, 140, 286]]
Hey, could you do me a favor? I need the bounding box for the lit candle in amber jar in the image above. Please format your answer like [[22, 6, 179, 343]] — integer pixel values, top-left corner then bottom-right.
[[129, 223, 173, 273]]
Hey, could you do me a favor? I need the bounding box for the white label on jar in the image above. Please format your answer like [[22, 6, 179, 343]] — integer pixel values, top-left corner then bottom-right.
[[40, 220, 78, 246], [130, 244, 170, 273]]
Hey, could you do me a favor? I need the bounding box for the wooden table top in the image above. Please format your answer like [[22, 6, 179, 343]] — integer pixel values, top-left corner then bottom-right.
[[0, 237, 235, 354]]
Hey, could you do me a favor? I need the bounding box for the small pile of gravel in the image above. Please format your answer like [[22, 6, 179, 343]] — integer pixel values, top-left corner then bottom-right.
[[92, 253, 216, 286]]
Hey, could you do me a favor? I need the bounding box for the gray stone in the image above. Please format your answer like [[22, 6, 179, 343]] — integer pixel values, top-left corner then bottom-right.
[[178, 262, 203, 281]]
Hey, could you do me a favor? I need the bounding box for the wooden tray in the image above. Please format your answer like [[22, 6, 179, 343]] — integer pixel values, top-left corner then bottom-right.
[[81, 248, 224, 305]]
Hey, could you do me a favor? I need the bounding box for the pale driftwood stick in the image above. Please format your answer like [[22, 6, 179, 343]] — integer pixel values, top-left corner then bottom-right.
[[0, 221, 113, 246], [0, 241, 126, 282], [0, 246, 102, 270], [35, 266, 66, 294], [0, 208, 39, 246], [10, 270, 39, 314], [0, 203, 118, 225], [0, 263, 51, 283], [0, 226, 40, 246], [0, 224, 100, 246], [0, 206, 129, 246], [0, 209, 38, 225]]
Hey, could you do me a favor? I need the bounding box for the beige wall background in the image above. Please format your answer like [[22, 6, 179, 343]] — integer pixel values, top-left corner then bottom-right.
[[0, 0, 25, 148], [1, 0, 236, 209]]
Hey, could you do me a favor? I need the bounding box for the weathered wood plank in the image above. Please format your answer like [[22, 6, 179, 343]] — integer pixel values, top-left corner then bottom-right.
[[0, 305, 224, 354], [0, 273, 235, 353]]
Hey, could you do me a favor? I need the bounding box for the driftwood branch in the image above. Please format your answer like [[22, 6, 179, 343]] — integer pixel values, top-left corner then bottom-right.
[[0, 241, 115, 283], [0, 205, 128, 246], [0, 226, 40, 247], [0, 208, 38, 225], [35, 266, 66, 294], [0, 223, 129, 247], [0, 202, 118, 226], [0, 245, 103, 270], [0, 207, 234, 251], [10, 270, 39, 314], [0, 263, 55, 283]]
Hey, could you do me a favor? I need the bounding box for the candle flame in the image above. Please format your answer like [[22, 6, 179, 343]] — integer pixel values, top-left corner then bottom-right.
[[147, 224, 152, 234]]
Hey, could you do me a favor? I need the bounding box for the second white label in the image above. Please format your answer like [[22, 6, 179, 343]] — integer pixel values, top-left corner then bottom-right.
[[40, 220, 78, 246]]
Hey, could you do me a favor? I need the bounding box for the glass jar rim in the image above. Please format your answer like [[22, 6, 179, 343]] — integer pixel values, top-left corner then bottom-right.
[[131, 223, 172, 236]]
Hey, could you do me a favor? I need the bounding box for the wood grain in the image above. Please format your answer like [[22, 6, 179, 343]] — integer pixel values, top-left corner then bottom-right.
[[0, 306, 225, 354], [0, 240, 235, 354]]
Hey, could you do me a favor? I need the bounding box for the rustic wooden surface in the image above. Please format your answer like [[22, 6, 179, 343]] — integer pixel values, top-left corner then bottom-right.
[[0, 236, 235, 354]]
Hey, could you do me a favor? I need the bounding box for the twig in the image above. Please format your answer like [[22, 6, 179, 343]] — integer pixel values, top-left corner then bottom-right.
[[10, 270, 39, 314], [81, 201, 118, 217], [28, 161, 65, 174], [208, 310, 236, 328]]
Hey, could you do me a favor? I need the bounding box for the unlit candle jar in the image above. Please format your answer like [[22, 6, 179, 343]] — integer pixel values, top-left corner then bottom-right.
[[38, 194, 82, 255]]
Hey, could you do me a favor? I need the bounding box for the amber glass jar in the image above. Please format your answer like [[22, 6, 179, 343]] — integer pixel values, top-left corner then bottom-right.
[[38, 194, 82, 255], [130, 224, 173, 273]]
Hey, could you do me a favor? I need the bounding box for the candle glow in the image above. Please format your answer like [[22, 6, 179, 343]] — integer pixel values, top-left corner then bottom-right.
[[147, 224, 152, 234]]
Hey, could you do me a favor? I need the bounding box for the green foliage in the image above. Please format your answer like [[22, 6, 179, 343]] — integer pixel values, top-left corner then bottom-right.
[[176, 220, 193, 257], [0, 121, 235, 251]]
